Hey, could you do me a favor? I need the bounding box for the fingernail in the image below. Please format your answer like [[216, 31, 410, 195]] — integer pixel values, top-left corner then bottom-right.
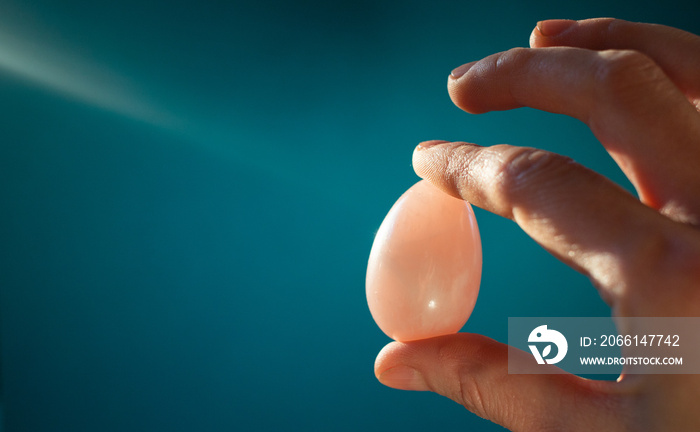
[[450, 61, 477, 79], [378, 366, 428, 391], [536, 19, 576, 37], [416, 140, 448, 150]]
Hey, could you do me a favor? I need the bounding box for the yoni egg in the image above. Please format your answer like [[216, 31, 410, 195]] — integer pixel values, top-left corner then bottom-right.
[[366, 180, 482, 342]]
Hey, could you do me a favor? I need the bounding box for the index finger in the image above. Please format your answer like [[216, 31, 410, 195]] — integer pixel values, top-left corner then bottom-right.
[[412, 140, 694, 316]]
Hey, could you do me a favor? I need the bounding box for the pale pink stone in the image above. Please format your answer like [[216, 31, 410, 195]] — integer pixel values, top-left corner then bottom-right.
[[366, 180, 482, 342]]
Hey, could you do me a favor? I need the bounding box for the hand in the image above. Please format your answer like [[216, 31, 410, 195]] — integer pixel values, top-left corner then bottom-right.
[[374, 18, 700, 431]]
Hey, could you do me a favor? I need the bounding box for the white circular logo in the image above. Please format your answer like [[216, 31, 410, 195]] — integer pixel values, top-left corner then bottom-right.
[[528, 325, 568, 365]]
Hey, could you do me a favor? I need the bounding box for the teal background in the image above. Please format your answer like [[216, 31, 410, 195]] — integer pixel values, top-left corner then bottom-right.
[[1, 1, 698, 431]]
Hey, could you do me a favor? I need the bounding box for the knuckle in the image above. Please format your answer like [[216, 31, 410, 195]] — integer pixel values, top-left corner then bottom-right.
[[619, 224, 700, 313], [636, 228, 691, 279], [495, 47, 533, 75], [455, 358, 541, 428], [600, 18, 627, 43], [457, 373, 490, 419], [494, 146, 576, 200], [656, 229, 700, 293], [436, 338, 496, 419], [626, 229, 674, 280], [594, 49, 663, 97]]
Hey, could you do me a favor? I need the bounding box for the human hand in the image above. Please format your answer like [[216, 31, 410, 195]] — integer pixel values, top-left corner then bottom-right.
[[374, 18, 700, 431]]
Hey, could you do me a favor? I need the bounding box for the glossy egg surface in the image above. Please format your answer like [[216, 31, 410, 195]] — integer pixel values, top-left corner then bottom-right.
[[366, 180, 482, 342]]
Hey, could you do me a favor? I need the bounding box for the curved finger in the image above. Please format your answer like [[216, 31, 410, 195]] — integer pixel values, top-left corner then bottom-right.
[[530, 18, 700, 104], [412, 141, 698, 312], [375, 333, 626, 431], [448, 46, 700, 223]]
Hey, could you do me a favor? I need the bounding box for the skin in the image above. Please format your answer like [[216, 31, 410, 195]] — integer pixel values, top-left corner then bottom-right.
[[374, 18, 700, 431]]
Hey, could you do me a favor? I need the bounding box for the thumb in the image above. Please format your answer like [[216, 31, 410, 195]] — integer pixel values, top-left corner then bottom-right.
[[374, 333, 624, 431]]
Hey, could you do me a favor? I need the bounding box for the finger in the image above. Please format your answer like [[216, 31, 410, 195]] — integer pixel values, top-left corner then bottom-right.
[[447, 46, 700, 224], [375, 334, 625, 431], [530, 18, 700, 105], [412, 141, 695, 312]]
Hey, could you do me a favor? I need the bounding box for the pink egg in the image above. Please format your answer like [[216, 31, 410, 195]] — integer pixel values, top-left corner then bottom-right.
[[366, 180, 482, 342]]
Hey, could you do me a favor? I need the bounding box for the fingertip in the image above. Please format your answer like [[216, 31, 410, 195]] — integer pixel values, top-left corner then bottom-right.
[[374, 341, 402, 377], [447, 69, 481, 113], [413, 141, 490, 207], [412, 141, 445, 181]]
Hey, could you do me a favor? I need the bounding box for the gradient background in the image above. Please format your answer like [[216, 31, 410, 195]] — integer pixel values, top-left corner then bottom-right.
[[1, 1, 698, 431]]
